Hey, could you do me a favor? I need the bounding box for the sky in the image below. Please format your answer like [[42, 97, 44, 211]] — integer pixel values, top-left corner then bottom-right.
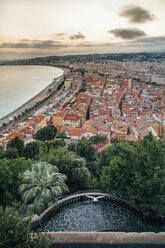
[[0, 0, 165, 60]]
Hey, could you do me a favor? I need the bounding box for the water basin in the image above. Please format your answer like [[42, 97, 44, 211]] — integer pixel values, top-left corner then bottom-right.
[[39, 200, 165, 232]]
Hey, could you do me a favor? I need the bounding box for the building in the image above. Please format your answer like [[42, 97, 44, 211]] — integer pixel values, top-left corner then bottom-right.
[[64, 113, 81, 127], [26, 115, 47, 133], [52, 111, 65, 127]]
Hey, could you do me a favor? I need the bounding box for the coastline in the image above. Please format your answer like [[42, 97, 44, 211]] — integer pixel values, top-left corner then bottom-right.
[[0, 65, 70, 127]]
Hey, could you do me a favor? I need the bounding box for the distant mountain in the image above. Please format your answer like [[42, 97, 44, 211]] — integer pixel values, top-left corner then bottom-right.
[[1, 52, 165, 65]]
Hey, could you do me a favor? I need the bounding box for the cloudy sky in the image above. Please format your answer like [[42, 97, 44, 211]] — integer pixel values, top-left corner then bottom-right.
[[0, 0, 165, 60]]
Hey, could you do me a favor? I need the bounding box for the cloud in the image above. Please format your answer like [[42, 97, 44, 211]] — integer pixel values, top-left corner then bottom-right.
[[55, 33, 67, 37], [75, 41, 110, 48], [120, 5, 155, 24], [133, 36, 165, 46], [70, 32, 86, 40], [109, 28, 147, 40], [52, 32, 86, 41], [1, 35, 165, 59], [0, 40, 69, 49]]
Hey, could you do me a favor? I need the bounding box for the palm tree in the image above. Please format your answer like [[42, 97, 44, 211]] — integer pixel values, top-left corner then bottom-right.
[[19, 162, 68, 214]]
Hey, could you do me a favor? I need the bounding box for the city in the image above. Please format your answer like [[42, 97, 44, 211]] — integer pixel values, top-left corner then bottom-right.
[[0, 54, 164, 148]]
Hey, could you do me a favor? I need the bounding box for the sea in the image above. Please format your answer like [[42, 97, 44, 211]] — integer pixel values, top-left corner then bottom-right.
[[0, 65, 63, 119]]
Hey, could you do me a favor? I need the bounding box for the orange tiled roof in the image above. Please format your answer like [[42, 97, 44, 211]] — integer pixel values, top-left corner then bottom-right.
[[69, 128, 83, 137], [27, 115, 45, 124], [64, 113, 80, 121], [52, 111, 65, 118], [6, 132, 25, 141]]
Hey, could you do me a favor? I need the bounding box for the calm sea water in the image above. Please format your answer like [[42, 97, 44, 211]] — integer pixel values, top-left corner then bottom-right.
[[0, 65, 63, 119]]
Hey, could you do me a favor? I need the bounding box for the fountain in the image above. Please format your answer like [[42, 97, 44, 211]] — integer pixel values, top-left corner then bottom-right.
[[32, 191, 165, 233]]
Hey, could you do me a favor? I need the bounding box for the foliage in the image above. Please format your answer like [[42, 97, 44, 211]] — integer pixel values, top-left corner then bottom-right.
[[0, 159, 14, 207], [0, 206, 51, 248], [24, 142, 40, 160], [5, 148, 18, 160], [76, 138, 98, 177], [90, 135, 108, 148], [68, 142, 76, 152], [7, 137, 24, 157], [132, 133, 165, 213], [100, 141, 138, 196], [0, 158, 32, 207], [45, 139, 65, 152], [36, 125, 57, 141], [56, 131, 67, 138], [0, 146, 6, 159], [11, 158, 32, 202], [19, 162, 68, 214], [99, 134, 165, 214], [41, 148, 91, 192]]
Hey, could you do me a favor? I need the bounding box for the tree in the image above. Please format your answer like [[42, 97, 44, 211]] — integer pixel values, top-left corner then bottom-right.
[[45, 139, 65, 152], [76, 138, 98, 177], [7, 137, 24, 157], [24, 141, 40, 160], [0, 159, 14, 207], [90, 135, 108, 148], [132, 133, 165, 214], [0, 206, 51, 248], [0, 145, 5, 159], [99, 134, 165, 215], [77, 138, 97, 162], [68, 142, 76, 152], [5, 148, 18, 160], [36, 125, 57, 141], [41, 148, 91, 192], [10, 157, 32, 202], [19, 162, 68, 214], [100, 140, 138, 197], [56, 131, 67, 138], [0, 158, 32, 207]]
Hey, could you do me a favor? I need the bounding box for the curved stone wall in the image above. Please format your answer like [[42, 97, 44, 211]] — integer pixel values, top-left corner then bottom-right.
[[31, 191, 165, 229]]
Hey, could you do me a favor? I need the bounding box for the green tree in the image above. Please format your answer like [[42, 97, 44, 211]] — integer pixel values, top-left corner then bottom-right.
[[100, 140, 138, 197], [56, 131, 67, 138], [0, 145, 5, 159], [45, 139, 65, 152], [19, 162, 68, 214], [7, 137, 24, 157], [25, 141, 40, 160], [0, 158, 32, 207], [76, 138, 98, 177], [0, 206, 51, 248], [5, 148, 18, 160], [99, 134, 165, 215], [133, 133, 165, 214], [10, 157, 32, 202], [68, 142, 76, 152], [90, 135, 108, 148], [41, 148, 91, 192], [36, 125, 57, 141], [0, 159, 14, 207]]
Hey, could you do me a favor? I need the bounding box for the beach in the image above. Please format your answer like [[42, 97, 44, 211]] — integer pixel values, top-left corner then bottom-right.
[[0, 65, 70, 127]]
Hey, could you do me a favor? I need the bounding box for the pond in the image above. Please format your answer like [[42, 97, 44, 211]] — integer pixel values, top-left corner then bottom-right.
[[39, 200, 165, 232]]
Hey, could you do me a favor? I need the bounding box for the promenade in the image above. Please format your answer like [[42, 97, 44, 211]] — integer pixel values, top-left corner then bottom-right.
[[0, 67, 70, 128]]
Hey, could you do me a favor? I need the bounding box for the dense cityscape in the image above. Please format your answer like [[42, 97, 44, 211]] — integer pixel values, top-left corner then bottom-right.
[[0, 53, 164, 147]]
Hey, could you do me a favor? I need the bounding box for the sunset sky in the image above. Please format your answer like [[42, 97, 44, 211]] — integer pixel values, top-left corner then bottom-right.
[[0, 0, 165, 60]]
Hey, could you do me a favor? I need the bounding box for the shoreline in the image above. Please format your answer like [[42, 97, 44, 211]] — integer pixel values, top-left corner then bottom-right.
[[0, 65, 70, 128]]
